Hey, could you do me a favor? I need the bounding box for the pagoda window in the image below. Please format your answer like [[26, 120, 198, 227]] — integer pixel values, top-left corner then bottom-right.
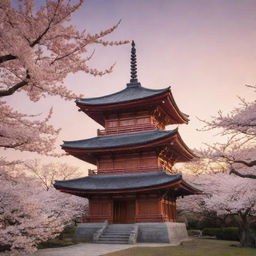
[[119, 119, 135, 126], [96, 151, 159, 174], [136, 117, 150, 125], [101, 111, 161, 135], [107, 120, 117, 128]]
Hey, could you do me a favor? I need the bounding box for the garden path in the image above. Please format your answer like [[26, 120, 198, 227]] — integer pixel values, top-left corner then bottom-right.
[[34, 242, 176, 256]]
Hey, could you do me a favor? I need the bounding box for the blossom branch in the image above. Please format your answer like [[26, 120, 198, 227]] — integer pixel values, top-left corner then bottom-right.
[[230, 167, 256, 179]]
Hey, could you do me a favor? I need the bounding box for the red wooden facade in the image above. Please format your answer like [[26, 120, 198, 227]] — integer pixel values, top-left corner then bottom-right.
[[84, 191, 177, 224]]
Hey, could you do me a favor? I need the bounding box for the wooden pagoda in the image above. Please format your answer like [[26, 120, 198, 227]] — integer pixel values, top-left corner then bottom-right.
[[54, 41, 200, 224]]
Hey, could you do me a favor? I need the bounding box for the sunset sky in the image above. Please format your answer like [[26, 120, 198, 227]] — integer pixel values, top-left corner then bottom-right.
[[5, 0, 256, 172]]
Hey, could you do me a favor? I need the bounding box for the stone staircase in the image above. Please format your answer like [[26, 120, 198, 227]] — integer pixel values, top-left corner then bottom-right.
[[96, 224, 135, 244]]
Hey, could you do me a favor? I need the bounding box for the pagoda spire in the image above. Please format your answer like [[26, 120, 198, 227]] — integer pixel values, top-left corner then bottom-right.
[[127, 40, 141, 87]]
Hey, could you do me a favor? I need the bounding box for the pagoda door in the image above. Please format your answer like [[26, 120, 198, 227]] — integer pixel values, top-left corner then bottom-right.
[[113, 200, 135, 224]]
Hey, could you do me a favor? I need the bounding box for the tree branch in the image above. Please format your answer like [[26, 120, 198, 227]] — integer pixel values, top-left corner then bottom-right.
[[230, 168, 256, 179], [0, 54, 17, 64], [0, 79, 28, 97], [30, 0, 61, 47], [233, 160, 256, 167], [0, 141, 28, 149]]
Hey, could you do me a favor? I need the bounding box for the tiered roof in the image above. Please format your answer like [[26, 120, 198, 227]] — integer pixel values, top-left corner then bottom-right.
[[76, 85, 170, 106], [55, 41, 200, 197], [77, 85, 189, 126], [62, 129, 176, 150], [62, 129, 196, 164], [76, 41, 188, 126], [54, 171, 201, 196]]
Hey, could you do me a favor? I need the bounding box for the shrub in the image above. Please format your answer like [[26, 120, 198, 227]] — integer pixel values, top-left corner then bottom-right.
[[202, 228, 220, 236], [187, 219, 200, 229], [188, 230, 202, 236], [202, 227, 239, 241], [216, 227, 239, 241]]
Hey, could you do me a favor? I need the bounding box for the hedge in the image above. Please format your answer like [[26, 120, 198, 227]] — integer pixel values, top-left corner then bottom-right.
[[202, 227, 239, 241]]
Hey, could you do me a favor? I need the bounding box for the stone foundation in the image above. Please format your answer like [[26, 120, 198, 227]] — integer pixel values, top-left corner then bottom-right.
[[137, 222, 188, 243], [74, 223, 105, 242], [74, 222, 189, 244]]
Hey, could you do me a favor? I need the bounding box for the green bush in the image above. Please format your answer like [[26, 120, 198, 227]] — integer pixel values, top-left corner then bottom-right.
[[216, 227, 239, 241], [202, 228, 220, 236], [188, 229, 202, 236], [202, 227, 239, 241], [63, 226, 76, 235], [38, 238, 76, 249]]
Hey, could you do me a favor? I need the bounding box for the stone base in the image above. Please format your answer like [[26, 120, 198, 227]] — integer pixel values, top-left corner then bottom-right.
[[74, 222, 188, 244], [137, 222, 189, 243], [74, 223, 105, 242]]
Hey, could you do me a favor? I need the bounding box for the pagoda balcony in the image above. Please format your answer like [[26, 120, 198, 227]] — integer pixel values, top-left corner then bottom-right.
[[97, 123, 159, 136], [88, 166, 162, 176]]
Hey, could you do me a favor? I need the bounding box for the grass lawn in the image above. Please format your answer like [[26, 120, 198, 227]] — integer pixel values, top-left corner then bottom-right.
[[103, 238, 256, 256]]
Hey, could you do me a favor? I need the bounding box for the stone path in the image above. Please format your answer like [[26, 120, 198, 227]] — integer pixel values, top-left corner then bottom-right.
[[35, 242, 178, 256]]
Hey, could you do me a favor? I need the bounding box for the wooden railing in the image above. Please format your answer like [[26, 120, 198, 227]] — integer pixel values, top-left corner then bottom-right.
[[88, 166, 162, 176], [97, 123, 159, 136]]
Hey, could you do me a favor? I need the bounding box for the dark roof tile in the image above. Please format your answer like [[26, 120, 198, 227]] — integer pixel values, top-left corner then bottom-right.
[[62, 129, 177, 150], [76, 84, 170, 106], [54, 171, 181, 191]]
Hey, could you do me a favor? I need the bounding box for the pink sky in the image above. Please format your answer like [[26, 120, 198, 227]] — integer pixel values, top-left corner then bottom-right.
[[4, 0, 256, 172]]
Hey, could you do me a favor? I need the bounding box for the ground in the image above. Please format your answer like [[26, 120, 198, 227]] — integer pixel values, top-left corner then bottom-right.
[[104, 239, 256, 256], [35, 238, 256, 256]]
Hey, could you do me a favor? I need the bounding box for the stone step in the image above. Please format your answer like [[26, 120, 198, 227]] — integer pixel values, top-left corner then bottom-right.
[[106, 227, 133, 230], [105, 231, 132, 233], [106, 228, 132, 231], [100, 237, 129, 240], [101, 234, 130, 237], [96, 241, 129, 244], [95, 224, 135, 244], [104, 231, 131, 234], [106, 227, 133, 229], [105, 230, 132, 233], [99, 237, 129, 241]]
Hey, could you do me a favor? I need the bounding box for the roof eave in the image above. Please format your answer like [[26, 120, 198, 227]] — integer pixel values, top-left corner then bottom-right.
[[76, 87, 170, 107], [54, 177, 201, 197], [61, 131, 178, 153], [54, 178, 182, 195], [179, 179, 203, 195], [163, 92, 189, 124], [77, 89, 189, 127]]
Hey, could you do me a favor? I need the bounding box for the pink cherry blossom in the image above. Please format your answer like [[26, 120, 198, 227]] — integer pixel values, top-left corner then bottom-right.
[[0, 0, 128, 158], [0, 164, 87, 255]]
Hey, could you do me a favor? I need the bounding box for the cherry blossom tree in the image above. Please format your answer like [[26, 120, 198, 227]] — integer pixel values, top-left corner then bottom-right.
[[0, 101, 60, 155], [0, 166, 87, 255], [200, 85, 256, 179], [202, 85, 256, 137], [24, 160, 82, 190], [0, 0, 128, 158], [202, 173, 256, 247], [176, 161, 256, 247]]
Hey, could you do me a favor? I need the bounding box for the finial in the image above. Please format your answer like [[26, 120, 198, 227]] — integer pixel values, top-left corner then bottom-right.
[[130, 40, 138, 83]]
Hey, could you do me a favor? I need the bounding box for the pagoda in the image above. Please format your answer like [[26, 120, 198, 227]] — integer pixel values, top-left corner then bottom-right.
[[54, 42, 200, 243]]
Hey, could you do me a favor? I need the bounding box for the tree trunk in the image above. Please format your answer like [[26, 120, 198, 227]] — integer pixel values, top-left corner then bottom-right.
[[239, 213, 255, 247]]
